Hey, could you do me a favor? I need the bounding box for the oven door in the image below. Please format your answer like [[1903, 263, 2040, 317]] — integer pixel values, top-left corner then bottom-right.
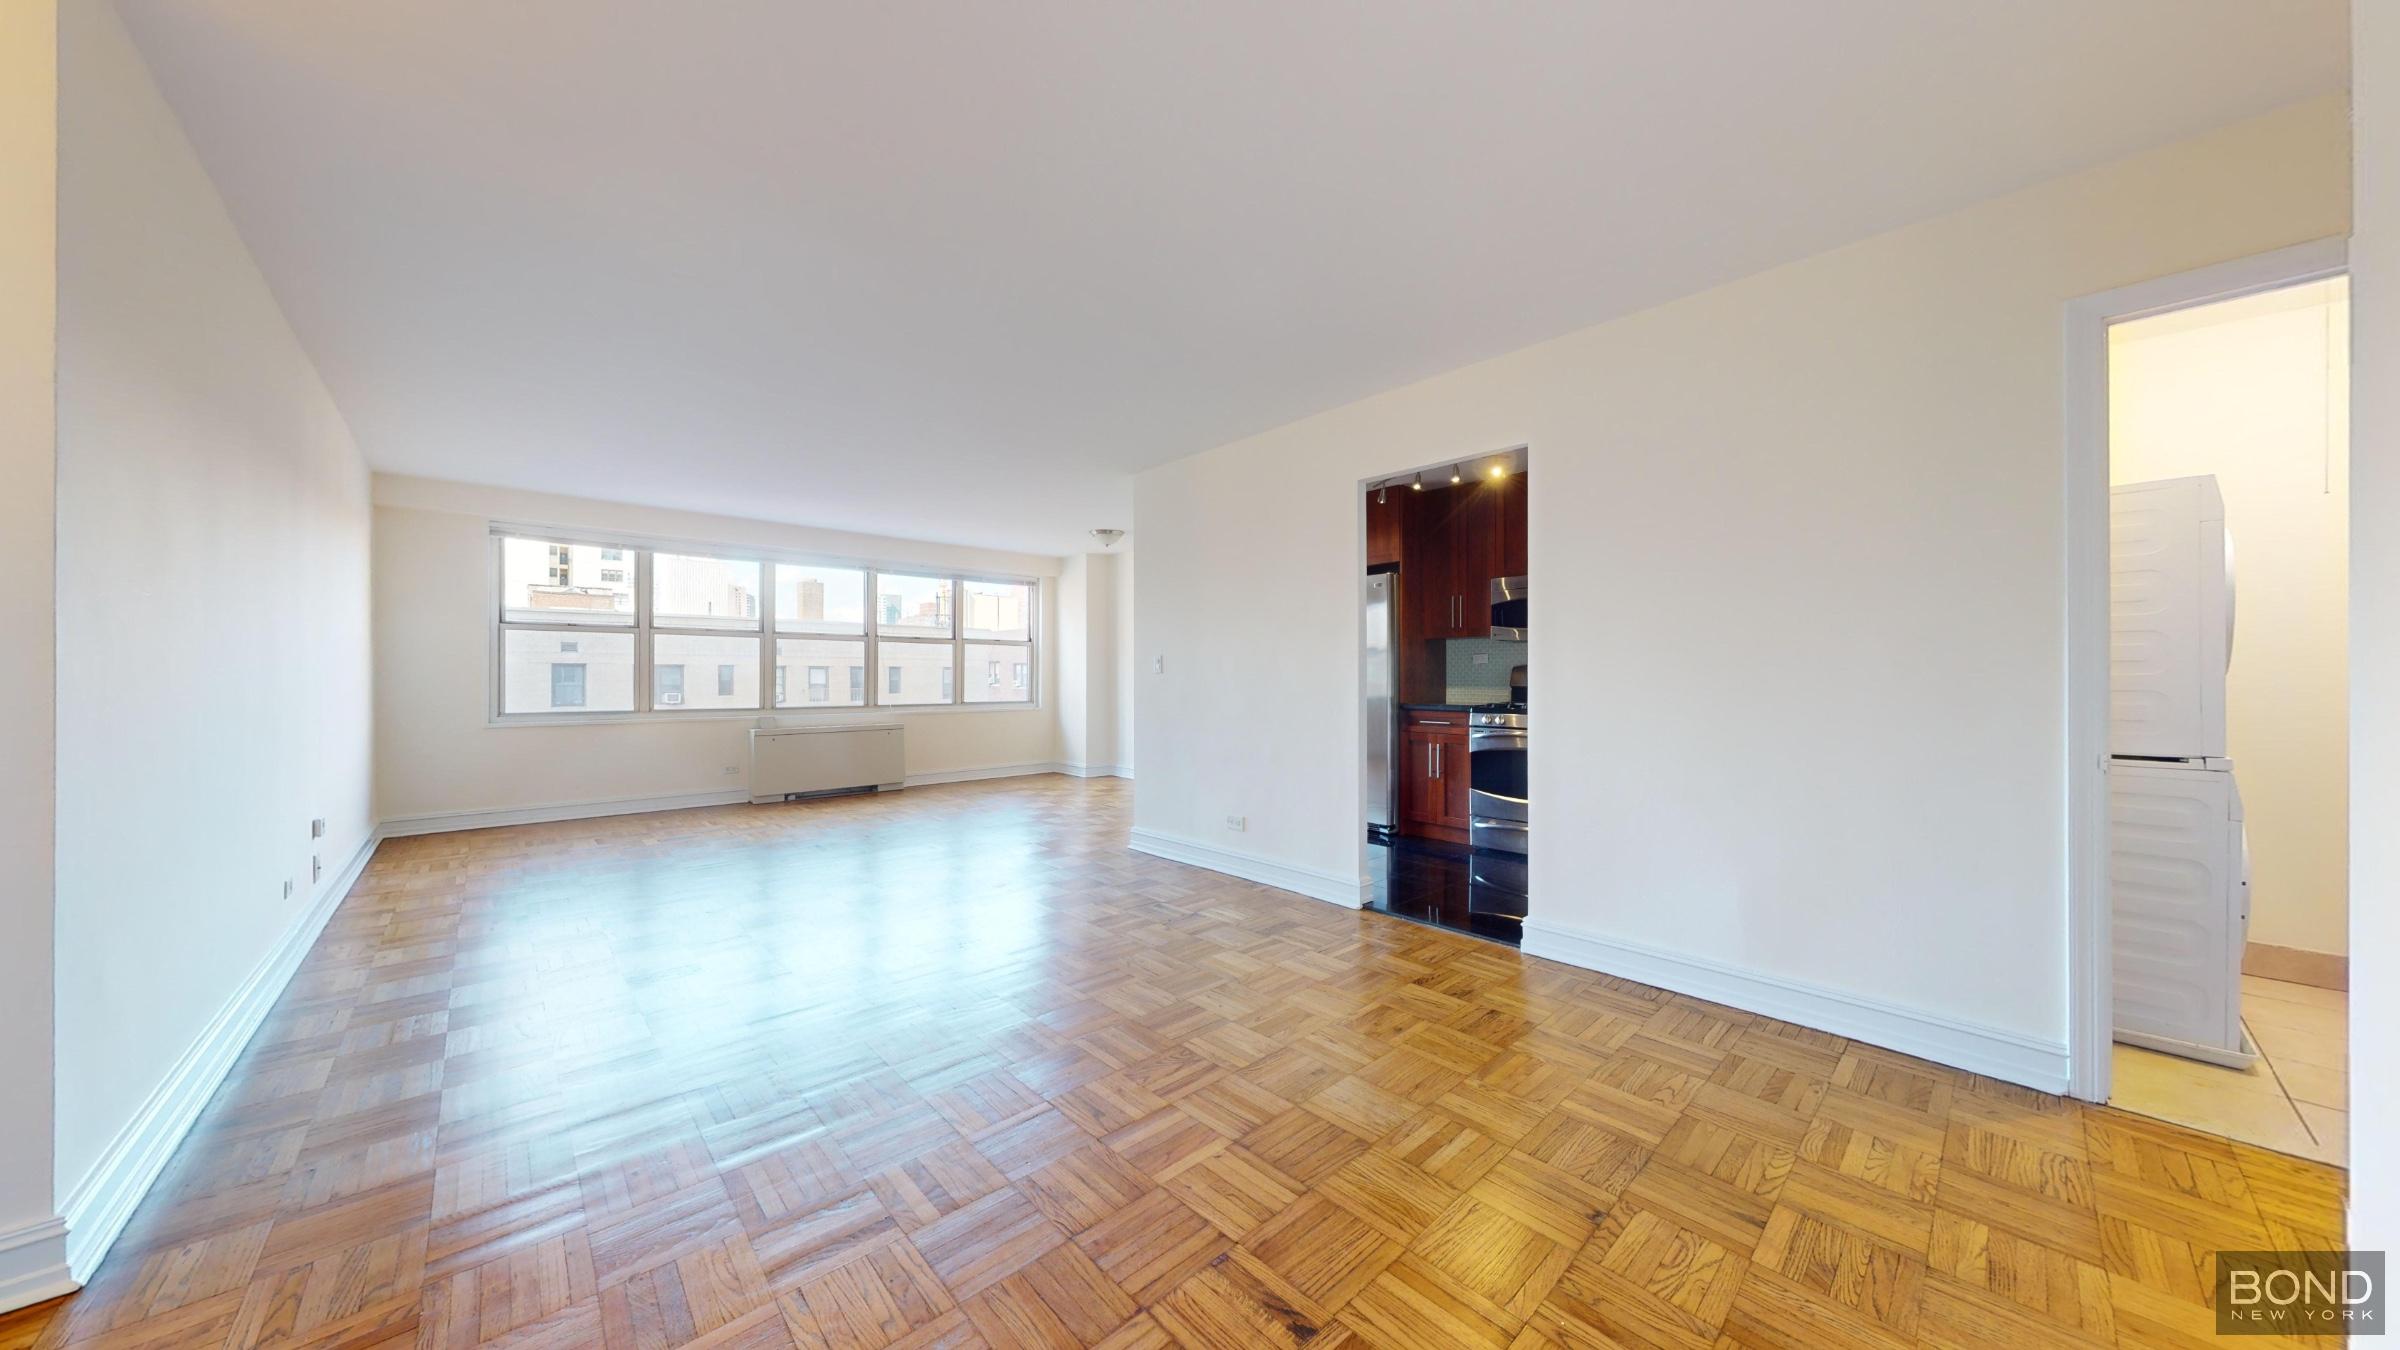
[[1467, 727, 1527, 825], [1489, 576, 1526, 641]]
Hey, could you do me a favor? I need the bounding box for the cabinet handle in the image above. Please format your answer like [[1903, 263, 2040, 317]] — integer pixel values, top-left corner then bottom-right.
[[1434, 743, 1443, 778]]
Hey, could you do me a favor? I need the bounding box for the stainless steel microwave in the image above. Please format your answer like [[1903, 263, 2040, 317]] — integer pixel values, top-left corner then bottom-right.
[[1489, 575, 1526, 641]]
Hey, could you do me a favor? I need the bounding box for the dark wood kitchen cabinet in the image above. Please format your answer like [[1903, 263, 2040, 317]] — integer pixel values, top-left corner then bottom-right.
[[1400, 712, 1470, 842], [1402, 473, 1525, 639], [1365, 485, 1404, 570], [1406, 485, 1483, 639], [1495, 471, 1527, 580]]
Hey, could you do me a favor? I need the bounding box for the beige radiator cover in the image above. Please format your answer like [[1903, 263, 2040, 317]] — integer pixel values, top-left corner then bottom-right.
[[749, 722, 904, 802]]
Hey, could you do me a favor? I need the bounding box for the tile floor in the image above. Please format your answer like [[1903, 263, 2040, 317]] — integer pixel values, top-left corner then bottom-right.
[[2109, 974, 2346, 1165]]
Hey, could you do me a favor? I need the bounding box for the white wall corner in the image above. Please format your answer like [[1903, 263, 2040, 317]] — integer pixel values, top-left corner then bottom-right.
[[1127, 827, 1369, 910], [0, 1216, 73, 1315], [57, 832, 380, 1283], [1521, 917, 2071, 1093]]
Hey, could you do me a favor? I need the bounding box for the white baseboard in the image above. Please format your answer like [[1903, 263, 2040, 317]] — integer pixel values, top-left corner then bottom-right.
[[1127, 827, 1367, 910], [0, 1216, 71, 1315], [380, 788, 752, 837], [1521, 917, 2070, 1093], [58, 831, 382, 1284], [1054, 762, 1130, 780]]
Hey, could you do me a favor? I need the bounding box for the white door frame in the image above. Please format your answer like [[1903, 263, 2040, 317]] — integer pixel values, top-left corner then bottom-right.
[[2062, 235, 2348, 1103]]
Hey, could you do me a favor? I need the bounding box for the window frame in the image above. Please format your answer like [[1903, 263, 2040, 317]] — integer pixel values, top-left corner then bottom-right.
[[489, 527, 1040, 724]]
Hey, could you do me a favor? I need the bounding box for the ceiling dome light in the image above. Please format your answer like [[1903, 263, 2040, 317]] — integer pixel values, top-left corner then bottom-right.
[[1088, 528, 1124, 549]]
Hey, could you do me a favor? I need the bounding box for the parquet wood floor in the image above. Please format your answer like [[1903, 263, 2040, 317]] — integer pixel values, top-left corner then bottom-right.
[[2, 776, 2345, 1349]]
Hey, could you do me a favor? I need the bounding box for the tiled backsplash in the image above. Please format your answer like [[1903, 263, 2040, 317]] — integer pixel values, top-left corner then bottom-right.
[[1443, 637, 1527, 704]]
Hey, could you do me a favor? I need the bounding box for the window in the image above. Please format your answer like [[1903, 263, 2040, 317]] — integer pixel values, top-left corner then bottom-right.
[[494, 534, 1035, 717], [884, 642, 952, 706], [654, 552, 761, 631], [776, 564, 866, 634], [550, 664, 586, 708], [964, 643, 1033, 704], [655, 635, 757, 710], [778, 639, 865, 707], [502, 538, 634, 624], [877, 574, 953, 639], [960, 580, 1032, 641]]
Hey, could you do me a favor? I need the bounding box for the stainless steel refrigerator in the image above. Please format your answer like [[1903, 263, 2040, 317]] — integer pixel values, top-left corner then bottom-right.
[[1363, 573, 1396, 837]]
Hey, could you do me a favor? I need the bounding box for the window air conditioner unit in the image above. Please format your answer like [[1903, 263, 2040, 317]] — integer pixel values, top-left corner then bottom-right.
[[659, 692, 683, 705]]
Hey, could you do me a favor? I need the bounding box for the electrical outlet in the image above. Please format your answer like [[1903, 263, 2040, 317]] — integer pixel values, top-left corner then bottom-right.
[[723, 765, 740, 776], [1472, 653, 1490, 666], [311, 856, 323, 883], [282, 879, 294, 900], [1225, 815, 1246, 832]]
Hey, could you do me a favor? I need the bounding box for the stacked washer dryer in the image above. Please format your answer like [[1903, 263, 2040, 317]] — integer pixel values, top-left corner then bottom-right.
[[2109, 474, 2254, 1068]]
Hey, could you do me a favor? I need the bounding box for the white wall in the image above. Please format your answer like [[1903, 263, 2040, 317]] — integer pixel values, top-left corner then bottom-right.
[[1114, 550, 1136, 775], [1134, 97, 2349, 1076], [2110, 281, 2350, 957], [0, 0, 63, 1311], [1057, 550, 1124, 775], [1059, 554, 1095, 768], [50, 0, 376, 1225], [2350, 0, 2397, 1249], [374, 474, 1069, 823]]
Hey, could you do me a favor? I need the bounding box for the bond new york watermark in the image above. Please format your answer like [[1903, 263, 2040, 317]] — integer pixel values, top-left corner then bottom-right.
[[2218, 1250, 2383, 1336]]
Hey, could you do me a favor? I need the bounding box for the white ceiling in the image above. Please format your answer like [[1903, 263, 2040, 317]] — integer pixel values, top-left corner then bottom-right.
[[114, 1, 2344, 556]]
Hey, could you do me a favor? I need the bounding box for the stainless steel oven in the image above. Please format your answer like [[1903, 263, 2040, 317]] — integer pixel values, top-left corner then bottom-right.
[[1489, 575, 1526, 641], [1467, 710, 1527, 856]]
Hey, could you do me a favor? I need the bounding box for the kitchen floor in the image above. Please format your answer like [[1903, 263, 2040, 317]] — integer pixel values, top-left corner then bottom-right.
[[1364, 835, 1524, 946], [2109, 974, 2346, 1165]]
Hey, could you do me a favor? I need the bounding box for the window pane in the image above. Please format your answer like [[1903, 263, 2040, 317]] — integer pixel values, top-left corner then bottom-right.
[[502, 629, 634, 712], [501, 537, 635, 625], [876, 573, 953, 638], [774, 638, 866, 707], [654, 552, 762, 630], [654, 634, 760, 709], [960, 580, 1032, 642], [881, 640, 954, 705], [964, 643, 1033, 704], [776, 564, 866, 634]]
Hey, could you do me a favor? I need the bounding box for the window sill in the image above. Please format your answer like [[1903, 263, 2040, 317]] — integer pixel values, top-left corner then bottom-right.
[[487, 701, 1045, 728]]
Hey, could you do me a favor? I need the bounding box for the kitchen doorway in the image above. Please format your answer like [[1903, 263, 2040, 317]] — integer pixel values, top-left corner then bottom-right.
[[2066, 242, 2348, 1166], [1359, 448, 1529, 945]]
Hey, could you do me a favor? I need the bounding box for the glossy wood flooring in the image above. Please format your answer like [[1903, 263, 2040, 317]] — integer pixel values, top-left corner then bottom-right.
[[3, 777, 2345, 1349]]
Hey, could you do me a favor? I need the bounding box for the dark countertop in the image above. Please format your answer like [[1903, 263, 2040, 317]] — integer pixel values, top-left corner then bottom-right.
[[1400, 702, 1477, 712]]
